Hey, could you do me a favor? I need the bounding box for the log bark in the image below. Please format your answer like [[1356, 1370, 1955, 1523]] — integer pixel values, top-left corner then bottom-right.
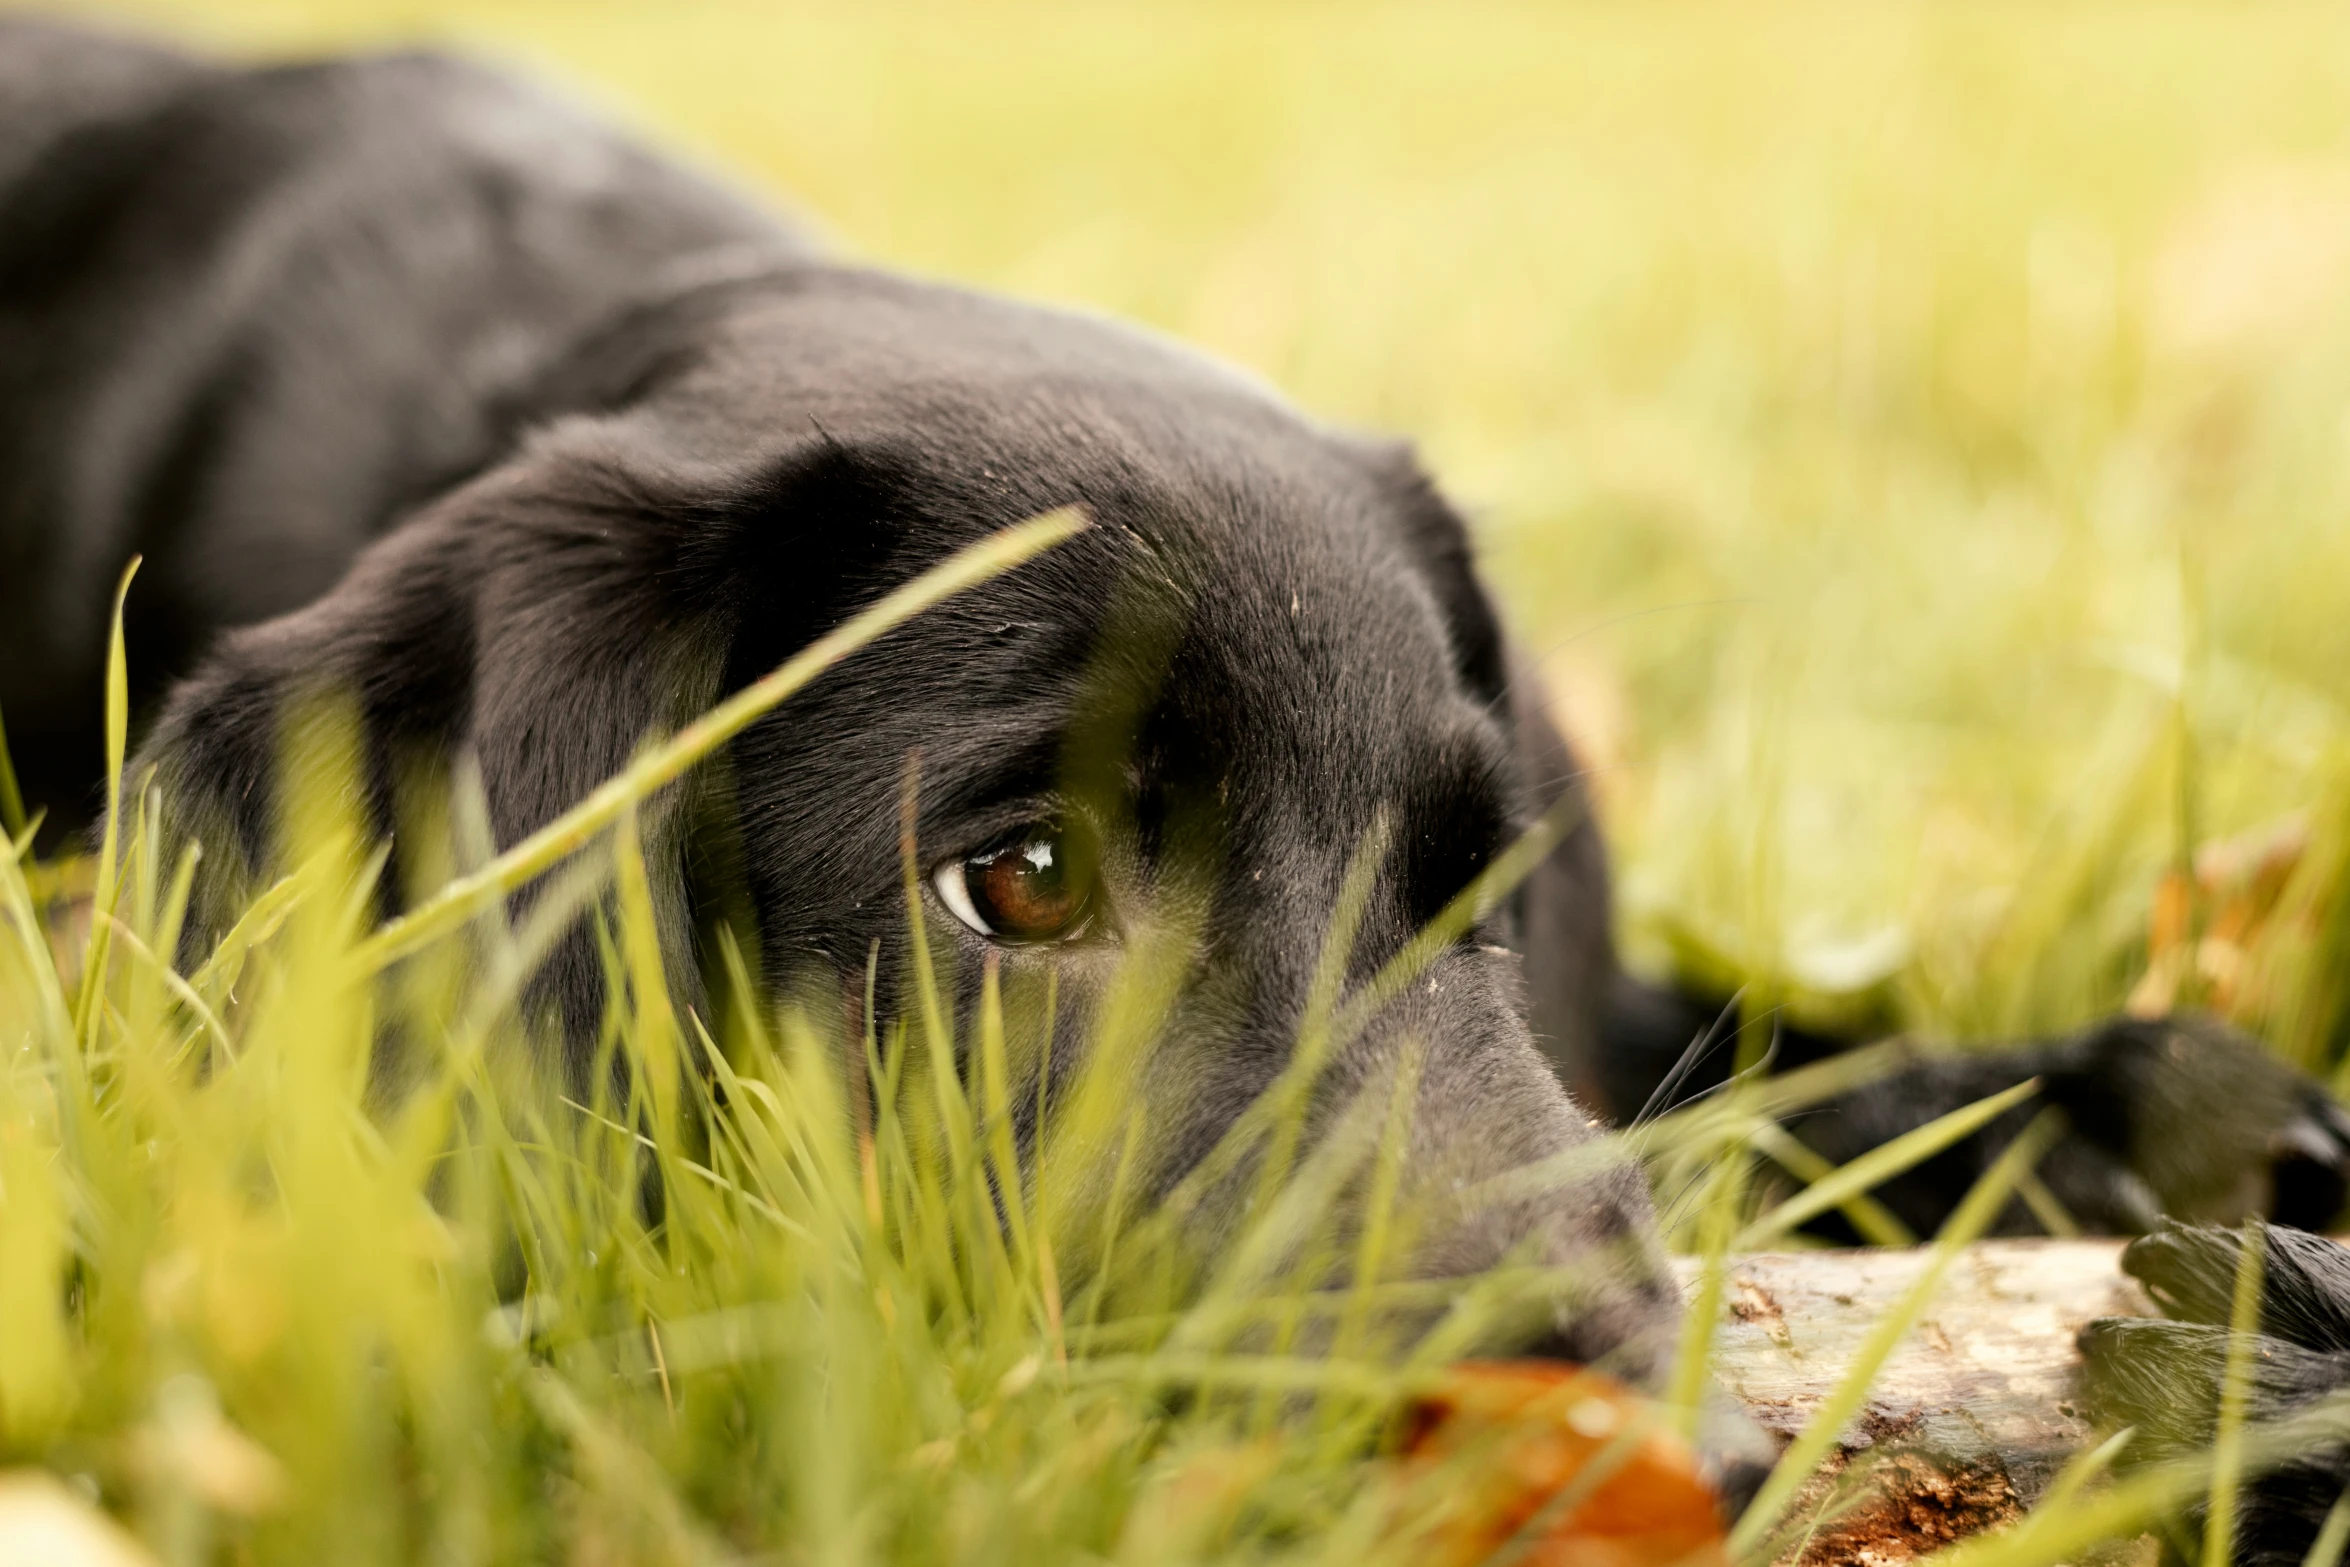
[[1676, 1239, 2154, 1565]]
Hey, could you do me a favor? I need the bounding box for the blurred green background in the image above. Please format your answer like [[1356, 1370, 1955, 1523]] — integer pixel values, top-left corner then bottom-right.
[[47, 0, 2350, 1055]]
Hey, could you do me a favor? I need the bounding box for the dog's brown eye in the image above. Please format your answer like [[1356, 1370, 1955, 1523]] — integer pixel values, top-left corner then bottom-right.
[[933, 827, 1095, 942]]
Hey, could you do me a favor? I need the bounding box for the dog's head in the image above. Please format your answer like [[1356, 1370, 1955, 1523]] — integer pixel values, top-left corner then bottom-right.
[[136, 265, 1676, 1379]]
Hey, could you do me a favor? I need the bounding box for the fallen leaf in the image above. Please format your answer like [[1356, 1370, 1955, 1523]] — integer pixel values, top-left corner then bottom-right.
[[1398, 1362, 1727, 1567]]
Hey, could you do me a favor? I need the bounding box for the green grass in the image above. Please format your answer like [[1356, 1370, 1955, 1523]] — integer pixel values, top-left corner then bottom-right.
[[13, 1, 2350, 1560]]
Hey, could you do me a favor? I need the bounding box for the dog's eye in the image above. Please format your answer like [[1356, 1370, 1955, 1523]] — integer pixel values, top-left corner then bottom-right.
[[933, 827, 1096, 942]]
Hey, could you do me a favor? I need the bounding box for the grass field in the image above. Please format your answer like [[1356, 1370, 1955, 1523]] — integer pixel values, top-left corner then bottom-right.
[[12, 1, 2350, 1561]]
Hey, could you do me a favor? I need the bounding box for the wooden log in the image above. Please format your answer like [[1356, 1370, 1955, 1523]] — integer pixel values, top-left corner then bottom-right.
[[1676, 1239, 2153, 1564]]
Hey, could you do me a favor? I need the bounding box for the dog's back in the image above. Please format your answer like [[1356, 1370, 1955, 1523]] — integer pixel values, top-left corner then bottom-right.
[[0, 20, 800, 838]]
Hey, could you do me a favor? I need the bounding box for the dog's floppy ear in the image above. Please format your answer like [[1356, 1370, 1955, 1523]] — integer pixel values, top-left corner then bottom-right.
[[1352, 440, 1509, 707], [458, 430, 904, 1040], [137, 495, 483, 952], [139, 423, 901, 1047]]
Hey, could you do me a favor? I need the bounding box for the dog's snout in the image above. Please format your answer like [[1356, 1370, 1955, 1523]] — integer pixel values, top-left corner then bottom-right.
[[1306, 944, 1688, 1386]]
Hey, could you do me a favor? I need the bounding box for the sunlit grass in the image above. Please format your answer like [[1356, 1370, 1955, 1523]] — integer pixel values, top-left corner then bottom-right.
[[0, 521, 2294, 1566]]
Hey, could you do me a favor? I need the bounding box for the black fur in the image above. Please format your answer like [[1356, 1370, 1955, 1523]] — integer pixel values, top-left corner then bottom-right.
[[10, 22, 2350, 1508]]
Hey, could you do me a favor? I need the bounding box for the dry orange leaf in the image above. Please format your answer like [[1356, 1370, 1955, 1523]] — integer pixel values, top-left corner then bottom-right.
[[2128, 813, 2308, 1019], [1399, 1362, 1727, 1567]]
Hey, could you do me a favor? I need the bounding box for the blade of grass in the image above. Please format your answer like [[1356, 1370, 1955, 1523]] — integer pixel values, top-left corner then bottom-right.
[[1329, 1035, 1426, 1371], [88, 911, 234, 1063], [1252, 815, 1389, 1216], [611, 803, 682, 1158], [71, 557, 140, 1045], [0, 700, 27, 848], [1642, 1036, 1937, 1151], [2203, 1216, 2268, 1567], [1733, 1077, 2041, 1249], [2034, 1425, 2134, 1518], [1147, 791, 1583, 1252], [2011, 1166, 2081, 1238], [1946, 1427, 2139, 1567], [1668, 1115, 1750, 1436], [187, 870, 306, 1003], [1328, 788, 1585, 1052], [1475, 1036, 1926, 1220], [1744, 1119, 1915, 1247], [2303, 1492, 2350, 1567], [1919, 1387, 2350, 1567], [977, 950, 1048, 1331]]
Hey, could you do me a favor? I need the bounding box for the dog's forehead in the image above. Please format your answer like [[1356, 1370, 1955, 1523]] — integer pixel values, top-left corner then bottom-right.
[[671, 278, 1471, 655], [1155, 566, 1508, 812], [675, 275, 1509, 800], [935, 437, 1505, 826], [680, 280, 1386, 510]]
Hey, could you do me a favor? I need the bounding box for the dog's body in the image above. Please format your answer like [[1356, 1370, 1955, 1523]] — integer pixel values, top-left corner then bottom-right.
[[9, 22, 2350, 1551]]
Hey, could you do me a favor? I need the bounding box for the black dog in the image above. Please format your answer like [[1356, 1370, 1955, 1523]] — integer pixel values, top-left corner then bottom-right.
[[0, 16, 1675, 1374], [3, 20, 2347, 1547]]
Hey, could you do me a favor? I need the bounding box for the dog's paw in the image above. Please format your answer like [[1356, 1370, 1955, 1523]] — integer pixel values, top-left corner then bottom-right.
[[2079, 1221, 2350, 1565], [2043, 1015, 2350, 1231], [2122, 1220, 2350, 1350]]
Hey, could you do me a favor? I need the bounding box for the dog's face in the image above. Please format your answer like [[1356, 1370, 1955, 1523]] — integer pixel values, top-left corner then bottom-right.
[[141, 267, 1675, 1376]]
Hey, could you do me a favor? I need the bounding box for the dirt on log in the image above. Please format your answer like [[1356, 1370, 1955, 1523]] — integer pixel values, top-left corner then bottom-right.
[[1677, 1239, 2155, 1565]]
